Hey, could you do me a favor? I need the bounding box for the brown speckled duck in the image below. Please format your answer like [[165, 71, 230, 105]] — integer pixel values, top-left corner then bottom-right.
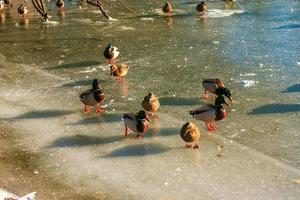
[[103, 43, 120, 64], [123, 110, 151, 139], [202, 78, 232, 102], [141, 93, 160, 118], [110, 63, 129, 81], [163, 1, 172, 16], [196, 1, 207, 13], [79, 79, 105, 113], [180, 121, 200, 149]]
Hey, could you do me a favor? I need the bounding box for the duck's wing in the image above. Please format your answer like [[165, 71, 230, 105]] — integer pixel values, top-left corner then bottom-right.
[[190, 104, 214, 115], [123, 113, 136, 121]]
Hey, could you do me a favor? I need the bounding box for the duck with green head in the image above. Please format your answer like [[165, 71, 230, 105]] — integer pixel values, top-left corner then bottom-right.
[[56, 0, 64, 8], [202, 78, 233, 102], [196, 1, 207, 13], [163, 1, 172, 16], [123, 110, 151, 139], [18, 4, 29, 17], [190, 95, 229, 131], [79, 79, 105, 113], [104, 43, 120, 64]]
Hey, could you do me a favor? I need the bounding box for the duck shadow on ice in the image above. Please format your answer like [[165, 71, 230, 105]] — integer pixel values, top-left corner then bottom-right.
[[58, 79, 108, 88], [0, 109, 74, 120], [249, 104, 300, 115], [273, 24, 300, 30], [46, 60, 101, 69], [49, 127, 179, 148], [159, 97, 200, 106], [102, 143, 171, 158], [70, 113, 123, 125], [281, 84, 300, 93]]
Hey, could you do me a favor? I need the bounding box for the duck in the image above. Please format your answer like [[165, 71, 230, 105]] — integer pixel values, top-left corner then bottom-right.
[[56, 0, 64, 8], [103, 44, 120, 64], [141, 92, 160, 118], [190, 95, 228, 131], [162, 1, 172, 16], [196, 1, 207, 13], [180, 121, 200, 149], [110, 63, 129, 81], [0, 0, 4, 12], [123, 110, 151, 139], [18, 4, 29, 16], [202, 78, 232, 102], [79, 79, 105, 113]]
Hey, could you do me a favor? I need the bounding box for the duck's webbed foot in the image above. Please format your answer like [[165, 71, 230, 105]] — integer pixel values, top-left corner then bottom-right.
[[185, 144, 192, 148], [95, 104, 105, 113], [84, 105, 90, 113], [193, 143, 199, 149], [206, 122, 216, 131], [136, 133, 143, 139]]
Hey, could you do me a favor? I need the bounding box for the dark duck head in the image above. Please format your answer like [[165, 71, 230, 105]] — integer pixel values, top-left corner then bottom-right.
[[92, 79, 104, 103], [136, 110, 151, 133], [215, 87, 232, 102], [56, 0, 64, 8], [18, 4, 28, 16]]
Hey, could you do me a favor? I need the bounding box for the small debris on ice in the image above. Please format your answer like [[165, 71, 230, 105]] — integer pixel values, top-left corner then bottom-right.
[[33, 170, 39, 174], [292, 179, 300, 184], [240, 80, 258, 87], [175, 168, 182, 171], [297, 62, 300, 66], [231, 109, 236, 112], [164, 182, 168, 186], [240, 129, 246, 132]]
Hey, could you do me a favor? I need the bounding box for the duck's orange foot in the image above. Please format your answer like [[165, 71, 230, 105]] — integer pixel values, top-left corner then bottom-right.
[[136, 133, 143, 139], [185, 144, 192, 148], [193, 144, 199, 149], [95, 105, 105, 113], [124, 125, 129, 138], [153, 114, 159, 119], [206, 122, 216, 132], [84, 105, 90, 113], [203, 92, 209, 100]]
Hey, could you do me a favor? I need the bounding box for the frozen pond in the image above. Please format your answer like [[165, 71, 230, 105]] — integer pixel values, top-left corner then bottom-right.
[[0, 0, 300, 199]]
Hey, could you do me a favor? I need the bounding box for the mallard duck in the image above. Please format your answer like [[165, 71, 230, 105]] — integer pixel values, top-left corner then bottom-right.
[[79, 79, 105, 113], [103, 44, 120, 64], [56, 0, 64, 8], [202, 78, 232, 101], [141, 92, 160, 118], [163, 1, 172, 15], [180, 121, 200, 149], [196, 1, 207, 13], [110, 63, 129, 81], [0, 0, 4, 11], [18, 4, 29, 16], [190, 103, 227, 131], [123, 110, 151, 139]]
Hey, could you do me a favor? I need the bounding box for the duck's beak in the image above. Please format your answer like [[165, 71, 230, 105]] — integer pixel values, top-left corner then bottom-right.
[[228, 96, 233, 102]]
